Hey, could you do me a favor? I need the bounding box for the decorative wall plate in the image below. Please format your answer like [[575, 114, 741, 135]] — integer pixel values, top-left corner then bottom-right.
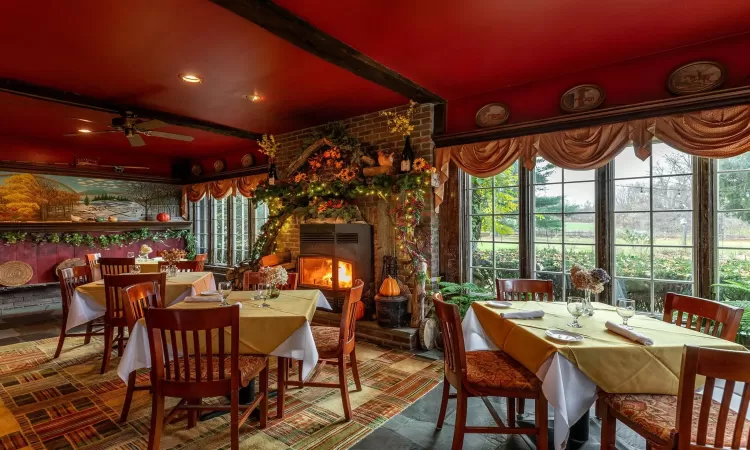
[[475, 103, 510, 128], [667, 61, 725, 95], [191, 164, 202, 176], [241, 153, 254, 168], [213, 159, 225, 173], [560, 84, 605, 113], [0, 261, 33, 286]]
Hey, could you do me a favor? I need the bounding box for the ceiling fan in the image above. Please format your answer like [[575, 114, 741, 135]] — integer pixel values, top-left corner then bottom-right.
[[64, 113, 195, 147]]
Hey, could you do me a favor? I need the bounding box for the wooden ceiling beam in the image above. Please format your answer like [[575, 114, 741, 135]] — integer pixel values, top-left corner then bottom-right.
[[0, 78, 263, 140], [210, 0, 444, 104]]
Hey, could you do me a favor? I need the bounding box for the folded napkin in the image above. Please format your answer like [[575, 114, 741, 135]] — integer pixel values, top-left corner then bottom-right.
[[500, 310, 544, 319], [184, 295, 222, 303], [605, 320, 653, 345]]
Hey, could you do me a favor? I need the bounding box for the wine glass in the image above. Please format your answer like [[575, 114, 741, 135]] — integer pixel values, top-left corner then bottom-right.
[[218, 281, 232, 307], [566, 296, 584, 328], [257, 283, 271, 308], [616, 298, 636, 330], [131, 264, 141, 274]]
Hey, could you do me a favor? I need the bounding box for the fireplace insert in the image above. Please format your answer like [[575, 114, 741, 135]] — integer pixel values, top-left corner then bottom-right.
[[298, 223, 373, 312]]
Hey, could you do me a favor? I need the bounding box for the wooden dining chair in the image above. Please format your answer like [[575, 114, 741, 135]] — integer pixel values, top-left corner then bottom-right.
[[99, 257, 136, 276], [119, 281, 164, 423], [243, 271, 261, 291], [54, 266, 105, 358], [284, 279, 364, 421], [433, 293, 548, 450], [282, 273, 298, 290], [100, 273, 166, 374], [663, 292, 744, 341], [601, 345, 750, 450], [193, 253, 207, 271], [496, 279, 554, 302], [145, 305, 269, 449], [157, 260, 201, 272], [85, 252, 101, 280]]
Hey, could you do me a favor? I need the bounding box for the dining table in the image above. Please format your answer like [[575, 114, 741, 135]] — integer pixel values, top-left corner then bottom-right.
[[66, 271, 216, 332], [117, 289, 331, 418], [462, 300, 747, 450]]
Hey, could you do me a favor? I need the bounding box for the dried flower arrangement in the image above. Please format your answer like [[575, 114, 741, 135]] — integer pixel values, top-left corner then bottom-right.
[[259, 265, 288, 286], [161, 248, 187, 265], [380, 100, 417, 136], [570, 264, 611, 294], [257, 134, 280, 158], [139, 244, 153, 256]]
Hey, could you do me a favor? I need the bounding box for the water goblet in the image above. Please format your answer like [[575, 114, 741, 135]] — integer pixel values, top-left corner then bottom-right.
[[218, 281, 232, 307], [566, 296, 584, 328], [616, 298, 636, 330], [258, 283, 271, 308]]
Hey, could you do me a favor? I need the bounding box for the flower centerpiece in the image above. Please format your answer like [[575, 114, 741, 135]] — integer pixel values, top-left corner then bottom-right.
[[161, 248, 186, 277], [139, 244, 153, 260], [570, 264, 611, 316], [259, 266, 288, 298]]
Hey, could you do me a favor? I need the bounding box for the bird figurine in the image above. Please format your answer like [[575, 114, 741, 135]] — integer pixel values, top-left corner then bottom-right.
[[377, 151, 394, 167]]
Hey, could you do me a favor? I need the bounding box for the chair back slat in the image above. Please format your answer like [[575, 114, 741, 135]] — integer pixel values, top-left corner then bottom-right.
[[433, 294, 467, 388], [664, 293, 744, 341], [496, 279, 554, 302], [99, 257, 136, 276], [676, 346, 750, 450], [59, 266, 93, 316], [103, 273, 166, 324], [282, 273, 298, 290], [205, 330, 214, 381], [243, 271, 262, 291], [123, 281, 163, 332], [157, 260, 201, 272], [339, 279, 364, 352], [160, 329, 171, 380]]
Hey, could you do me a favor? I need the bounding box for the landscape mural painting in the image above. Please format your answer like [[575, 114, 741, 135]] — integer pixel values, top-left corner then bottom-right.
[[0, 171, 183, 222]]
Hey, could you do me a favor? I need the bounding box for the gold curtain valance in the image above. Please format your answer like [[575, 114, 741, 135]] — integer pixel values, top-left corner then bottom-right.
[[182, 174, 267, 204], [434, 104, 750, 212]]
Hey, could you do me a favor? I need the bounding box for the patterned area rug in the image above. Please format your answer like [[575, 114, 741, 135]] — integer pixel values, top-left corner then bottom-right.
[[0, 337, 443, 450]]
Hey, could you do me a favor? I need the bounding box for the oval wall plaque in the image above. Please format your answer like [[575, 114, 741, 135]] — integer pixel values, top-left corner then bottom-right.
[[475, 103, 510, 128], [241, 153, 254, 168], [213, 159, 225, 173], [667, 61, 725, 95], [191, 164, 202, 176], [560, 84, 605, 113]]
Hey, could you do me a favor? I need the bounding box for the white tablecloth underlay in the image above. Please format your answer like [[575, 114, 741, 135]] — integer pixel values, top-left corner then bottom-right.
[[117, 293, 331, 384], [462, 307, 747, 450], [65, 274, 217, 332]]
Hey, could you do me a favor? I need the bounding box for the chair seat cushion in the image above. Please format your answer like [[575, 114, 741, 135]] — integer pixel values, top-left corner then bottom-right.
[[170, 355, 267, 388], [311, 326, 341, 356], [604, 393, 750, 446], [465, 351, 541, 391]]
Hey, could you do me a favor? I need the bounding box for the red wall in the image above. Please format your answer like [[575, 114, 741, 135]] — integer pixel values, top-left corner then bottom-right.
[[446, 34, 750, 134]]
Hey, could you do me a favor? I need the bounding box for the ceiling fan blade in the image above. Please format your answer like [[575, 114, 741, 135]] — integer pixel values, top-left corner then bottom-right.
[[134, 119, 168, 131], [63, 130, 118, 136], [147, 131, 194, 142], [65, 117, 111, 126], [127, 134, 146, 147]]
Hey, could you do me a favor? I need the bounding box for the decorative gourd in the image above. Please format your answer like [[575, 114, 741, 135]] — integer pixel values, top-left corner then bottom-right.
[[379, 276, 401, 296], [156, 212, 171, 222]]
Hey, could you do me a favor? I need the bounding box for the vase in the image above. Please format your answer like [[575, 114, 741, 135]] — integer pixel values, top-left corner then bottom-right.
[[269, 286, 280, 299], [167, 264, 178, 278], [583, 289, 595, 316]]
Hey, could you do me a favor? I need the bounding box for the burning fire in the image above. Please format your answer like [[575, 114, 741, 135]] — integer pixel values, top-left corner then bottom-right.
[[301, 258, 353, 289]]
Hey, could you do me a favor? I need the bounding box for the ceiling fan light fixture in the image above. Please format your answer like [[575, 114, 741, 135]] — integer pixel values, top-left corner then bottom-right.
[[244, 93, 262, 102], [179, 73, 203, 84], [78, 129, 92, 133]]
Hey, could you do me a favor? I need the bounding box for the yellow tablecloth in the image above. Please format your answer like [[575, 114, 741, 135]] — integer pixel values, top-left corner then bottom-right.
[[169, 290, 321, 355], [471, 301, 746, 395], [76, 271, 215, 306]]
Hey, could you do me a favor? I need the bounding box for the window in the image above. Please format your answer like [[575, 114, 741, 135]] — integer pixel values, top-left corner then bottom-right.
[[716, 152, 750, 301], [233, 196, 251, 263], [532, 158, 596, 300], [252, 200, 269, 243], [467, 162, 520, 292], [613, 143, 695, 313], [194, 196, 209, 255], [212, 197, 229, 265]]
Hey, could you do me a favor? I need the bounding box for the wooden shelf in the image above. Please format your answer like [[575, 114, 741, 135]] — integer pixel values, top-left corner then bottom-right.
[[0, 221, 192, 233]]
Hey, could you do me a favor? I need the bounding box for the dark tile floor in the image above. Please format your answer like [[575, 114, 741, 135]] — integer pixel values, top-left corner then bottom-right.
[[1, 307, 645, 450]]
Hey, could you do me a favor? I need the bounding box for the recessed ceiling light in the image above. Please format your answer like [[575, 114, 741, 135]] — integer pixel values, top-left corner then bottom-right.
[[179, 73, 203, 83], [78, 129, 92, 133], [243, 93, 262, 102]]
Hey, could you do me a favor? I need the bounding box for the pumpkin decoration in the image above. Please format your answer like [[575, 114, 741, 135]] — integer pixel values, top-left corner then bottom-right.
[[379, 276, 401, 297], [156, 212, 170, 222]]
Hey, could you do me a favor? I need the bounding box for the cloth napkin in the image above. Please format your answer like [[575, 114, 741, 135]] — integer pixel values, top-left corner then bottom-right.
[[500, 310, 545, 319], [184, 295, 222, 303], [605, 320, 654, 345]]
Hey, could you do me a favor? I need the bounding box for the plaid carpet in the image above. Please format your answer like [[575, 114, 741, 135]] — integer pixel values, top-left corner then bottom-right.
[[0, 336, 443, 450]]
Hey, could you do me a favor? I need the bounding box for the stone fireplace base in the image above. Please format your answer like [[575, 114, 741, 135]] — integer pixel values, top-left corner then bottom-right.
[[312, 310, 418, 350]]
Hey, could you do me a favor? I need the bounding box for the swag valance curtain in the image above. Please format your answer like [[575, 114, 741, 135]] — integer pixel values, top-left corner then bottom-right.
[[182, 174, 266, 203], [434, 105, 750, 211]]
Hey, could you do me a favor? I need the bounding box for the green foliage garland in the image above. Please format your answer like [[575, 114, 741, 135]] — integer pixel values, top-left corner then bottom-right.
[[0, 228, 197, 259]]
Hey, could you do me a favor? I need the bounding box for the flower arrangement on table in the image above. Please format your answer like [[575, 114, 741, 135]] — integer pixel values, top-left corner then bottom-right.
[[161, 248, 186, 265], [259, 266, 289, 298], [570, 264, 611, 294], [139, 244, 153, 259]]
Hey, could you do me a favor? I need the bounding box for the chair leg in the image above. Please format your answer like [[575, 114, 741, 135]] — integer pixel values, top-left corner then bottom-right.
[[84, 322, 93, 345], [230, 388, 239, 450], [276, 357, 286, 419], [120, 371, 137, 423], [260, 364, 269, 429], [298, 360, 303, 383], [517, 398, 525, 418], [452, 391, 467, 450], [338, 355, 352, 421], [117, 326, 125, 356], [100, 324, 113, 374], [535, 395, 548, 450], [436, 378, 450, 430], [601, 402, 616, 450], [54, 331, 66, 359], [595, 397, 603, 420], [350, 348, 362, 392], [187, 399, 199, 429], [147, 390, 164, 450], [507, 397, 516, 428]]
